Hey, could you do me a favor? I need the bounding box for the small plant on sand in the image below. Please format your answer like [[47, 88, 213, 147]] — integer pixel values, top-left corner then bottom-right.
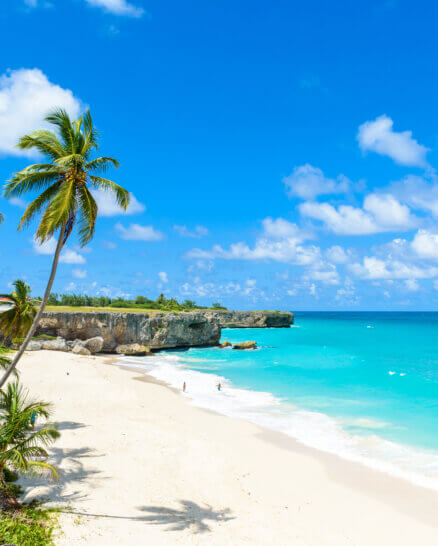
[[0, 108, 130, 387], [0, 280, 37, 342], [0, 381, 59, 511], [0, 503, 58, 546]]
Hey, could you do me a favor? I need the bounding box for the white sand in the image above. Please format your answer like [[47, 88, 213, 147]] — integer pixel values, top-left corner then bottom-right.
[[16, 350, 438, 545]]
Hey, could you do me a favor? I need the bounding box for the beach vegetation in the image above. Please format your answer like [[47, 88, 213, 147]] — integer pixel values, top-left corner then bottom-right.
[[0, 503, 58, 545], [0, 381, 59, 511], [0, 108, 129, 387], [0, 280, 37, 342], [43, 292, 228, 312]]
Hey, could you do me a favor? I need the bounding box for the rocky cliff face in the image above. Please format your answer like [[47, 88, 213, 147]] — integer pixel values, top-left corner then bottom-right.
[[197, 310, 294, 328], [36, 311, 221, 352]]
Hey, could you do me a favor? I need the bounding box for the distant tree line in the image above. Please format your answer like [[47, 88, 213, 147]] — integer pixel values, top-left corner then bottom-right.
[[42, 293, 228, 311]]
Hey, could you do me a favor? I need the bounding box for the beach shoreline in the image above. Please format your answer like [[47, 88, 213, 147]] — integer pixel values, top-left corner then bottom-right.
[[16, 350, 438, 545]]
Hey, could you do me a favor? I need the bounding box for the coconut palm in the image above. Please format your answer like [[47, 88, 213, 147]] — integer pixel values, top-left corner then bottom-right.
[[0, 109, 129, 387], [0, 280, 37, 342], [0, 212, 3, 224], [0, 381, 59, 510]]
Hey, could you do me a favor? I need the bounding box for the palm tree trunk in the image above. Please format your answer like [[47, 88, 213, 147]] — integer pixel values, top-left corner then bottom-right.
[[0, 223, 66, 389]]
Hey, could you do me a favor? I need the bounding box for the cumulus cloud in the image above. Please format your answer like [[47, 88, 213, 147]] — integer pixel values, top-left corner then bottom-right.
[[91, 189, 145, 216], [158, 271, 168, 283], [325, 245, 350, 264], [411, 230, 438, 260], [389, 175, 438, 218], [32, 237, 86, 264], [349, 256, 438, 280], [283, 164, 350, 200], [0, 69, 82, 157], [300, 193, 416, 235], [84, 0, 144, 17], [174, 225, 209, 238], [72, 268, 87, 279], [186, 217, 319, 265], [404, 279, 419, 292], [115, 222, 164, 241], [357, 115, 429, 168]]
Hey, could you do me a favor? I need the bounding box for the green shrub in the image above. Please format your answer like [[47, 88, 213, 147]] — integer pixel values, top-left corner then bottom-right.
[[0, 504, 58, 546]]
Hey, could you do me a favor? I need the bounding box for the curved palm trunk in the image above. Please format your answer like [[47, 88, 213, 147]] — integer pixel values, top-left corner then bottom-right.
[[0, 223, 66, 389]]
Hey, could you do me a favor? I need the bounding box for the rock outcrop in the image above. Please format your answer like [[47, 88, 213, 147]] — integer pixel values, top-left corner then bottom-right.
[[36, 311, 221, 352], [197, 310, 293, 328], [232, 341, 257, 350]]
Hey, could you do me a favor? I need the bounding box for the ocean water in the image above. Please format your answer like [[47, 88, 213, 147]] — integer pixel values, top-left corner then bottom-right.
[[118, 312, 438, 490]]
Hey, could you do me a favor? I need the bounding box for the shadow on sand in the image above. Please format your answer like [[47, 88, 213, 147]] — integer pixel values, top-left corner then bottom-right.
[[60, 500, 234, 533]]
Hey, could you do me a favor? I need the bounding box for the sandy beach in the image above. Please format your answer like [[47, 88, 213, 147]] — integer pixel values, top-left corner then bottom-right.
[[16, 350, 438, 545]]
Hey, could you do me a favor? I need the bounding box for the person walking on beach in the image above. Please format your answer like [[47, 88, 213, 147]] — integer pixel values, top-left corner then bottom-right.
[[30, 412, 37, 430], [183, 382, 186, 392], [217, 382, 222, 392]]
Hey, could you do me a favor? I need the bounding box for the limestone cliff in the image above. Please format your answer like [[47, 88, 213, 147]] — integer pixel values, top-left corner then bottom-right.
[[197, 310, 294, 328], [36, 311, 221, 352]]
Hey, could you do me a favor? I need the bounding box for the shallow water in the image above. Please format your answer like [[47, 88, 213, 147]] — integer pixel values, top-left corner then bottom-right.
[[119, 312, 438, 490]]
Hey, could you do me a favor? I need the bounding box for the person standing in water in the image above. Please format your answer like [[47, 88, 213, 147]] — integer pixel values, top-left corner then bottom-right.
[[217, 382, 222, 391]]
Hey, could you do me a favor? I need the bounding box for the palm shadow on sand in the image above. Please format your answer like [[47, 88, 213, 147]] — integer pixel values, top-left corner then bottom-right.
[[138, 500, 234, 533], [61, 500, 234, 534]]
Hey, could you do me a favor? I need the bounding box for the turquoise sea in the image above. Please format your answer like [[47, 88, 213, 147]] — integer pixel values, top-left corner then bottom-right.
[[120, 312, 438, 490]]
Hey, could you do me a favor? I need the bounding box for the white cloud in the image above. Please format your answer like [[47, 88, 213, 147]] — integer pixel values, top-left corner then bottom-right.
[[300, 194, 416, 235], [411, 230, 438, 260], [283, 164, 350, 200], [174, 225, 209, 238], [8, 197, 27, 208], [389, 175, 438, 218], [158, 271, 168, 283], [186, 217, 319, 265], [72, 268, 87, 279], [102, 240, 117, 250], [32, 237, 86, 264], [91, 189, 145, 216], [115, 222, 164, 241], [0, 69, 82, 157], [404, 279, 419, 291], [357, 115, 429, 168], [304, 266, 340, 285], [350, 256, 438, 280], [325, 245, 350, 264], [85, 0, 144, 17], [309, 283, 317, 296]]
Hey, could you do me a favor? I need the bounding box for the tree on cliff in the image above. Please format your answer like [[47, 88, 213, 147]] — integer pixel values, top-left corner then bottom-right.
[[0, 109, 130, 387]]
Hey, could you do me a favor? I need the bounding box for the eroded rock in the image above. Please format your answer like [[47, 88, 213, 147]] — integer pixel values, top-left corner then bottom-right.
[[115, 343, 152, 356], [232, 341, 257, 350]]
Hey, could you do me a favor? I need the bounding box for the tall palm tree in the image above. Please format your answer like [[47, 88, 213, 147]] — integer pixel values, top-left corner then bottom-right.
[[0, 381, 59, 510], [0, 109, 129, 387], [0, 280, 37, 342], [0, 212, 3, 224]]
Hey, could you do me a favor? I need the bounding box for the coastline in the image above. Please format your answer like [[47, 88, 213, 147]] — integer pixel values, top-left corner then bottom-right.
[[16, 350, 438, 545]]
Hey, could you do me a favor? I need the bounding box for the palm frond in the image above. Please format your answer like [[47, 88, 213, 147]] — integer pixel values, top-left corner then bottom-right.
[[4, 169, 62, 198], [76, 185, 98, 246], [89, 175, 130, 210], [17, 182, 61, 230], [86, 156, 120, 173]]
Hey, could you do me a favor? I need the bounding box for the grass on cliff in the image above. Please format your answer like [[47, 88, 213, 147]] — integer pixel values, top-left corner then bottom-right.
[[44, 306, 166, 314]]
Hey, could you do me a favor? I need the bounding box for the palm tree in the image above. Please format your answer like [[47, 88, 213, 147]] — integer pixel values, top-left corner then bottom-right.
[[0, 280, 37, 342], [0, 212, 3, 224], [0, 109, 129, 387], [0, 381, 59, 510]]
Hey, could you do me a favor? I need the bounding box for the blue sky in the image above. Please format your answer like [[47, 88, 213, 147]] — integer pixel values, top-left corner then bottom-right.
[[1, 0, 438, 310]]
